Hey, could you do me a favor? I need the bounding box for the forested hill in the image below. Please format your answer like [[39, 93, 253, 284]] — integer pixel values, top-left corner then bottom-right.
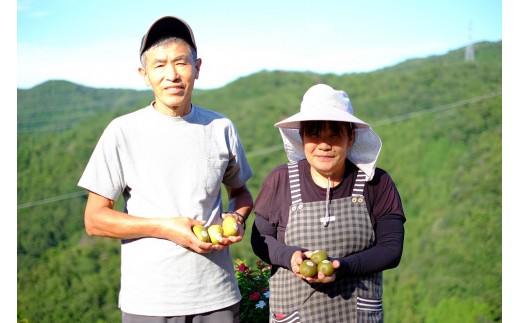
[[17, 41, 502, 322], [17, 81, 154, 133]]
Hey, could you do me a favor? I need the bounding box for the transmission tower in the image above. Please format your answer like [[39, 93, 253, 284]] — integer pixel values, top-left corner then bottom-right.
[[465, 22, 475, 61]]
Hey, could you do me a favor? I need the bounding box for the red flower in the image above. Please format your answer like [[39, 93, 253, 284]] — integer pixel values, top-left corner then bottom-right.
[[238, 263, 248, 273], [249, 292, 261, 301], [256, 260, 266, 269]]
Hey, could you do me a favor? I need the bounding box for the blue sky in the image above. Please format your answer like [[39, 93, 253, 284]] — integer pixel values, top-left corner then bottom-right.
[[17, 0, 503, 90]]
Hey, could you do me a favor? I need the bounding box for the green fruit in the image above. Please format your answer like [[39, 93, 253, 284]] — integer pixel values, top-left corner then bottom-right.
[[222, 216, 239, 237], [310, 250, 328, 265], [207, 225, 224, 245], [299, 260, 317, 277], [192, 224, 209, 242], [317, 260, 334, 276]]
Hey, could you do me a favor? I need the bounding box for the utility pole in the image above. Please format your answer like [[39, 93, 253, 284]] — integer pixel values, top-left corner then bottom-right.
[[465, 21, 475, 61]]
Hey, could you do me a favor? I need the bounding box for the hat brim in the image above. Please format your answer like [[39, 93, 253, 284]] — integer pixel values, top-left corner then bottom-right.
[[275, 109, 370, 129]]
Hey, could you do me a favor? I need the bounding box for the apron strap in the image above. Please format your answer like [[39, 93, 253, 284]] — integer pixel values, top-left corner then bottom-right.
[[289, 163, 368, 202], [352, 169, 368, 196], [288, 162, 302, 205]]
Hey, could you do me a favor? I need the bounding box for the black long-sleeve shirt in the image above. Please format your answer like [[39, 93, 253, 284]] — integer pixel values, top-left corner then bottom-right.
[[251, 159, 406, 277]]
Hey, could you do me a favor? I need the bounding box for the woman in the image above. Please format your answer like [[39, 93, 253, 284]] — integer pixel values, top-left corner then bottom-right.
[[251, 84, 406, 322]]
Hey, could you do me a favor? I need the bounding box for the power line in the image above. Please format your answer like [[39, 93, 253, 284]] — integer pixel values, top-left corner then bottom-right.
[[17, 191, 87, 209], [371, 91, 500, 127], [247, 144, 284, 157], [17, 92, 501, 209]]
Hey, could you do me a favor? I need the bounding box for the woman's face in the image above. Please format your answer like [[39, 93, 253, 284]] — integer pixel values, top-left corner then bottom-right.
[[302, 121, 354, 179]]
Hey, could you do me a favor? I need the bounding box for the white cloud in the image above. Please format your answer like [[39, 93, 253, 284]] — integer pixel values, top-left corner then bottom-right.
[[17, 35, 484, 91], [17, 38, 145, 89]]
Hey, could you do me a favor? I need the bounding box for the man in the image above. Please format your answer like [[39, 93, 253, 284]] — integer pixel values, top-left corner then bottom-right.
[[78, 16, 253, 323]]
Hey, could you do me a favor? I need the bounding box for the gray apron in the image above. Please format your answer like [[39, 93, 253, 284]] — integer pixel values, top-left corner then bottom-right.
[[269, 162, 383, 323]]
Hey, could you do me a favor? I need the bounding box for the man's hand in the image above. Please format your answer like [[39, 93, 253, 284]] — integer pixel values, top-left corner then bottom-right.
[[162, 216, 245, 253], [157, 217, 222, 253]]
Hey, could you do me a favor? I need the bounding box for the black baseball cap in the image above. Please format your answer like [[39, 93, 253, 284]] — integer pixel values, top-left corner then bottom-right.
[[139, 16, 197, 57]]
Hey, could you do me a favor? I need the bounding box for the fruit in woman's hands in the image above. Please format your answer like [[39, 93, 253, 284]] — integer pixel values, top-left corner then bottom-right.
[[317, 259, 334, 276], [192, 224, 210, 242], [299, 250, 335, 278], [299, 260, 317, 277], [222, 216, 239, 237], [207, 225, 224, 245], [310, 249, 328, 265]]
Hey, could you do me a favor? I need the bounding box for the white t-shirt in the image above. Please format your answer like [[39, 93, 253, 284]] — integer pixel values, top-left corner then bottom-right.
[[78, 103, 253, 316]]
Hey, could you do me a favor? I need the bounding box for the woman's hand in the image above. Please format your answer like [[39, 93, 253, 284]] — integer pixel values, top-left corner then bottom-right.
[[291, 250, 340, 283]]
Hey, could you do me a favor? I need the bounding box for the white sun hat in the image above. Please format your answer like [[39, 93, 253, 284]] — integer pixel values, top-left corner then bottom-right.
[[275, 84, 382, 181]]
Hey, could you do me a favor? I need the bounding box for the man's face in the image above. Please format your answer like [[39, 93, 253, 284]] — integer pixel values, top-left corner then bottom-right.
[[139, 41, 201, 115]]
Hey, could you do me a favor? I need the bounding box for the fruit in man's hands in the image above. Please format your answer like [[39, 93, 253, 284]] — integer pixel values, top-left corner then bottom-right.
[[192, 224, 210, 242], [310, 249, 328, 265], [317, 259, 334, 276], [299, 260, 317, 278], [207, 225, 224, 245], [222, 216, 239, 237]]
